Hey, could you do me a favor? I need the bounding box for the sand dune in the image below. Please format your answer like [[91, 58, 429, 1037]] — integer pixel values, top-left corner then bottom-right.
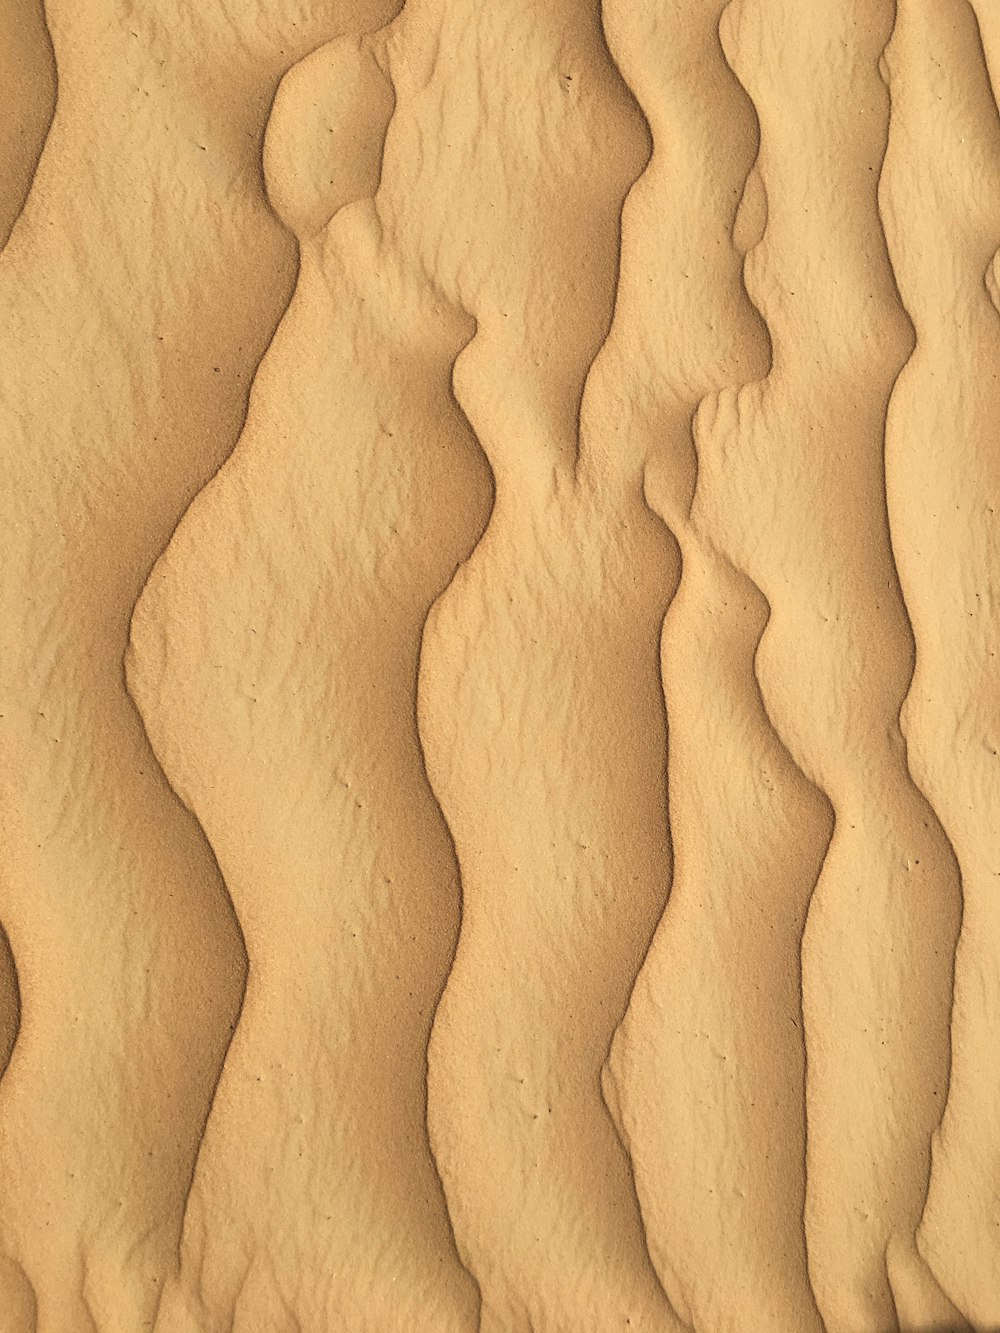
[[3, 0, 1000, 1329]]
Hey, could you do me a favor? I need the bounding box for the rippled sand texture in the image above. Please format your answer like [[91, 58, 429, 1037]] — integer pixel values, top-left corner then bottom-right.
[[883, 2, 1000, 1327], [4, 0, 1000, 1329]]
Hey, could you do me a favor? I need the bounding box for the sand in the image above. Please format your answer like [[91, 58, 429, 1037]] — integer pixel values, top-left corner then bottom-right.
[[1, 0, 998, 1329]]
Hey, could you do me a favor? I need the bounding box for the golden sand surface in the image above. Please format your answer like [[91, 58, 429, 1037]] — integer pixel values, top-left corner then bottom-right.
[[1, 0, 998, 1328]]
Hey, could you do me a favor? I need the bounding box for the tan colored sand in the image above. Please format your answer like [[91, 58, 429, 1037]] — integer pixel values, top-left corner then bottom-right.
[[2, 0, 1000, 1329], [881, 2, 1000, 1324], [0, 0, 53, 250]]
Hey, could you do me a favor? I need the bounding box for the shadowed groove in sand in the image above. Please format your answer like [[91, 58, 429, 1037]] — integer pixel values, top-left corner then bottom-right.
[[968, 2, 1000, 324], [596, 0, 828, 1312], [701, 0, 832, 1295], [318, 15, 489, 1311], [567, 4, 835, 1322], [876, 0, 972, 1303], [118, 63, 323, 1288], [568, 0, 653, 480], [120, 267, 283, 1281], [411, 314, 491, 1323], [0, 0, 58, 1099], [967, 0, 1000, 123], [573, 17, 672, 1253], [119, 44, 318, 1132], [0, 925, 20, 1078], [705, 0, 964, 1320], [574, 3, 683, 1308], [878, 4, 1000, 1321], [0, 0, 57, 252], [727, 534, 826, 1296], [412, 1, 684, 1319]]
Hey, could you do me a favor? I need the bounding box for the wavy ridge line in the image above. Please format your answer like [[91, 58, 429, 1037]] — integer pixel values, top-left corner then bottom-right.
[[368, 11, 491, 1315], [0, 0, 59, 1119], [879, 1, 1000, 1321], [967, 0, 1000, 312], [584, 3, 690, 1319], [692, 0, 834, 1318], [0, 0, 57, 255], [410, 314, 492, 1328], [708, 0, 966, 1323], [568, 2, 653, 485], [123, 8, 412, 1299], [874, 4, 966, 1321], [689, 1, 831, 1318], [409, 0, 685, 1321], [585, 0, 827, 1322]]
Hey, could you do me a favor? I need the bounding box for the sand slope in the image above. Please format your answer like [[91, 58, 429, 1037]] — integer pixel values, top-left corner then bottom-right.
[[3, 0, 1000, 1329]]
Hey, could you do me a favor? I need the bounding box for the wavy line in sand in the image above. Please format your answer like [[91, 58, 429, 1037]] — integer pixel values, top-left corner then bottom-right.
[[0, 0, 57, 1121], [876, 9, 975, 1330], [0, 0, 56, 251], [880, 0, 1000, 1323], [590, 2, 837, 1327], [129, 11, 507, 1327], [404, 0, 694, 1326], [687, 1, 966, 1327]]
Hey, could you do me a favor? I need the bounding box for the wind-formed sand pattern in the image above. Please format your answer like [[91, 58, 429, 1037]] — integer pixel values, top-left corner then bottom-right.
[[1, 0, 999, 1328]]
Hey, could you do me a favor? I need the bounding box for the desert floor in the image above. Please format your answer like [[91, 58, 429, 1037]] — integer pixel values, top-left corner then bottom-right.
[[1, 0, 999, 1330]]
